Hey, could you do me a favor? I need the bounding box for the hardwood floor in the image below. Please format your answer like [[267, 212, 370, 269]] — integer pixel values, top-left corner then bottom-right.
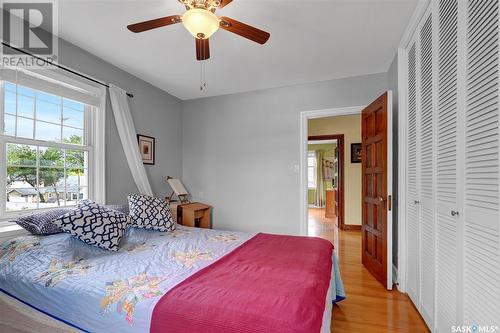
[[308, 208, 430, 333]]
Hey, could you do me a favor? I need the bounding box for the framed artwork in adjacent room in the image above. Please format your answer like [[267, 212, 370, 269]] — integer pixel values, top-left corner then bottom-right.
[[137, 134, 155, 165], [351, 143, 362, 163]]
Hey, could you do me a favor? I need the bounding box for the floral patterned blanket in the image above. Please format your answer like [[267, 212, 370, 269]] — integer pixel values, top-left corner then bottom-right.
[[0, 225, 253, 332], [0, 226, 345, 333]]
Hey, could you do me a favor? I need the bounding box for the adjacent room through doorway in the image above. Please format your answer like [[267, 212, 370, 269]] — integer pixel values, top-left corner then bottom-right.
[[307, 114, 362, 243], [307, 136, 343, 239]]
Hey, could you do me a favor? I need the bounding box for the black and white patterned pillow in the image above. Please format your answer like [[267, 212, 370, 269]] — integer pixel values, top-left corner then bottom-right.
[[13, 208, 72, 235], [52, 201, 128, 251], [128, 194, 175, 232]]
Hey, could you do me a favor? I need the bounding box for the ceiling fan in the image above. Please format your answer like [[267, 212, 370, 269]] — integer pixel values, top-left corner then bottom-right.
[[127, 0, 270, 61]]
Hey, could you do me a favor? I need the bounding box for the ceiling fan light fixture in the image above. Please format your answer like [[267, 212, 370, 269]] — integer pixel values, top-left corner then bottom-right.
[[127, 0, 270, 61], [182, 8, 219, 39]]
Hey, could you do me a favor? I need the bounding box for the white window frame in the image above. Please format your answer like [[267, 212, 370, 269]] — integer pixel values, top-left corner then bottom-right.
[[0, 69, 106, 224], [307, 150, 317, 189]]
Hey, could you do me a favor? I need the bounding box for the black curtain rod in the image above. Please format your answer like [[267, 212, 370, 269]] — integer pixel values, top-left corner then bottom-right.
[[1, 42, 134, 98]]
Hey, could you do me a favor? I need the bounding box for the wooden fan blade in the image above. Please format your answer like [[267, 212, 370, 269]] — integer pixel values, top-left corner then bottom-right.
[[196, 38, 210, 61], [219, 17, 270, 44], [127, 15, 181, 33], [216, 0, 233, 8]]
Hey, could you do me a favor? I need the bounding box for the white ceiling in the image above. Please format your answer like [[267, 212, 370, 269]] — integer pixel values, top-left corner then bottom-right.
[[58, 0, 418, 100]]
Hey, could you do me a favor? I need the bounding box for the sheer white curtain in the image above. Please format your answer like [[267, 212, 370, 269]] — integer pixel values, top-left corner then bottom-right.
[[109, 85, 153, 196], [314, 151, 325, 207]]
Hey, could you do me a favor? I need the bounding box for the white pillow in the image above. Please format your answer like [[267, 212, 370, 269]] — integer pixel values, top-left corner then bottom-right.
[[128, 194, 175, 232], [52, 200, 128, 251]]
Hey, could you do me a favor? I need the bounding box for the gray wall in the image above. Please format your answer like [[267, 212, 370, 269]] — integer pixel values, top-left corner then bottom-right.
[[181, 73, 388, 235], [57, 39, 182, 204], [387, 54, 399, 268], [54, 33, 397, 237]]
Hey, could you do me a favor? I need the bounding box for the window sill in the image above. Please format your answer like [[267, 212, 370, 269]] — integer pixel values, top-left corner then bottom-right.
[[0, 206, 76, 222], [0, 222, 21, 231], [0, 223, 27, 239]]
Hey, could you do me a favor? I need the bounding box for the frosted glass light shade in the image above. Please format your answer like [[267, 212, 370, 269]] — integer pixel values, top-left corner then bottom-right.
[[182, 8, 219, 39]]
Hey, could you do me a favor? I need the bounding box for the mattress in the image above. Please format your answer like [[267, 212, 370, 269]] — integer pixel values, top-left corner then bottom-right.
[[0, 225, 344, 332]]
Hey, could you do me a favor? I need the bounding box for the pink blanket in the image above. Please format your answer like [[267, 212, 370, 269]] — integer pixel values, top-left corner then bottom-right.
[[150, 233, 333, 333]]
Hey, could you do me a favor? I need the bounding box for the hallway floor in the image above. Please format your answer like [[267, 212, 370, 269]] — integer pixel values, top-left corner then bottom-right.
[[308, 208, 430, 332]]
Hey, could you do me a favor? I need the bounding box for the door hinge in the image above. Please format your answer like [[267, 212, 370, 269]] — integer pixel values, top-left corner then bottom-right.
[[388, 195, 392, 211]]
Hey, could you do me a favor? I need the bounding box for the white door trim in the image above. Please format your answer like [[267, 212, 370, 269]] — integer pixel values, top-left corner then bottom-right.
[[387, 90, 394, 290], [397, 46, 409, 294], [398, 0, 431, 49]]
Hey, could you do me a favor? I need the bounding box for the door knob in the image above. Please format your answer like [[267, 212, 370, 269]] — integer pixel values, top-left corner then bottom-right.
[[451, 210, 459, 217], [414, 200, 420, 204]]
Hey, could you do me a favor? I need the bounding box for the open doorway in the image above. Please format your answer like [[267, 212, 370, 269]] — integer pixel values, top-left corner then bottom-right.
[[306, 114, 363, 242], [307, 135, 345, 234], [301, 92, 393, 289]]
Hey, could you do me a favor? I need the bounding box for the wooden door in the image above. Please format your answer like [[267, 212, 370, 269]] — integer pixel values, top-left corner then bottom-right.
[[361, 92, 392, 289]]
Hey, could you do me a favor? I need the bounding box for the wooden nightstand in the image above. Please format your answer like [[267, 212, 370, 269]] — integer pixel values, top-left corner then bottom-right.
[[172, 202, 212, 229]]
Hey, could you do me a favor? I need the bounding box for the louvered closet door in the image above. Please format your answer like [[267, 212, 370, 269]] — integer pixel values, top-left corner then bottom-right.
[[435, 0, 460, 331], [418, 12, 436, 327], [463, 0, 500, 324], [406, 42, 420, 306]]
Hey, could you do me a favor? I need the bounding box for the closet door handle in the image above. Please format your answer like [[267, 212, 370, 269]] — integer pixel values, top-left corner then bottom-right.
[[451, 210, 459, 217], [414, 200, 420, 204]]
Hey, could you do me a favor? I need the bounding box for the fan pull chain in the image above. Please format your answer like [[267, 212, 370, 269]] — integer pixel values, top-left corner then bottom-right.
[[200, 61, 207, 91]]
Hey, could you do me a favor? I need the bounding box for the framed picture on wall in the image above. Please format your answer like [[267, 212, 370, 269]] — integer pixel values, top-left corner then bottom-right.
[[137, 134, 155, 165], [351, 143, 362, 163]]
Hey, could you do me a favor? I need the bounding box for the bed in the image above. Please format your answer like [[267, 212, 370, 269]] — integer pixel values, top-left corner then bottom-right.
[[0, 225, 345, 333]]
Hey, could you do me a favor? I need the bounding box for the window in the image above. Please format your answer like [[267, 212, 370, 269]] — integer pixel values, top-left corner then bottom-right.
[[0, 68, 105, 219], [307, 151, 317, 189]]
